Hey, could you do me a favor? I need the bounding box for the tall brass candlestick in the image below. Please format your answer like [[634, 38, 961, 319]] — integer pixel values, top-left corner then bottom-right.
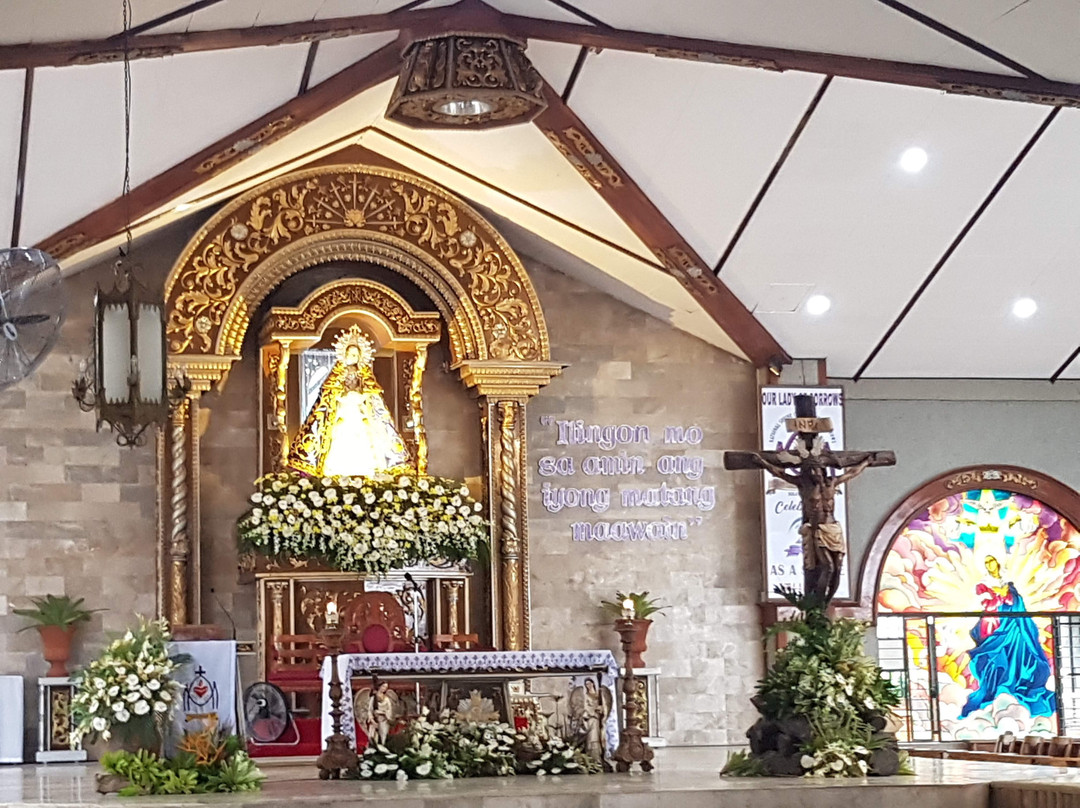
[[316, 630, 358, 780], [612, 619, 655, 773]]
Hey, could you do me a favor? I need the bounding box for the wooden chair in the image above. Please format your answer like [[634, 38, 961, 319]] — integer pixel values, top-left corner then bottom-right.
[[1021, 735, 1048, 756], [268, 633, 326, 694], [1048, 736, 1072, 757], [341, 592, 411, 654], [432, 633, 482, 651], [994, 731, 1016, 753]]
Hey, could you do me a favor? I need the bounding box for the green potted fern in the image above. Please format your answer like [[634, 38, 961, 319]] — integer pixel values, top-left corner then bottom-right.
[[14, 595, 100, 677], [600, 591, 668, 668]]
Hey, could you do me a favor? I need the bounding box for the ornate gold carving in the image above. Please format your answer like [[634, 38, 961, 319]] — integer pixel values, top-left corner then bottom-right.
[[938, 82, 1080, 109], [267, 581, 288, 640], [562, 128, 623, 188], [498, 400, 522, 650], [411, 346, 429, 476], [70, 46, 180, 65], [169, 399, 190, 626], [164, 165, 548, 367], [194, 116, 296, 175], [458, 360, 564, 399], [39, 232, 88, 260], [263, 279, 441, 341], [543, 129, 602, 189], [50, 687, 72, 749], [276, 342, 291, 469], [945, 469, 1038, 491], [653, 246, 717, 293], [645, 46, 780, 71], [447, 581, 462, 636]]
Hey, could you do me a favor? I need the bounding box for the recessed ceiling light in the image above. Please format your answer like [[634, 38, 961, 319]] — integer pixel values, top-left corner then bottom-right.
[[1012, 297, 1037, 319], [173, 203, 193, 213], [805, 294, 831, 316], [899, 147, 928, 174]]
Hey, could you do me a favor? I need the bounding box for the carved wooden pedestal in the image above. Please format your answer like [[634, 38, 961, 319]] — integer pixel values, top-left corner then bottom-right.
[[612, 620, 655, 773]]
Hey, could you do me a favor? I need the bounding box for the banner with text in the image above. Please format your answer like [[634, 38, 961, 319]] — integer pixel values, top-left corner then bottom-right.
[[760, 387, 850, 599], [534, 417, 714, 544]]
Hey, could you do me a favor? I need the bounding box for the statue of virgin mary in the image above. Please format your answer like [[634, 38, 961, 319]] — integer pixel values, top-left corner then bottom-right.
[[287, 325, 411, 478]]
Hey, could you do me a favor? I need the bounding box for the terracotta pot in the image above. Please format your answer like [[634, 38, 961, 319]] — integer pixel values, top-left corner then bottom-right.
[[38, 625, 76, 677], [624, 618, 652, 668], [85, 719, 163, 761]]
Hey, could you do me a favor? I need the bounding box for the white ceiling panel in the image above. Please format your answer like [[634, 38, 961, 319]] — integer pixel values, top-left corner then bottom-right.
[[22, 62, 125, 246], [524, 39, 582, 96], [308, 31, 400, 86], [374, 111, 654, 261], [481, 0, 597, 24], [129, 45, 309, 185], [868, 109, 1080, 379], [0, 70, 26, 248], [153, 0, 416, 33], [569, 49, 824, 265], [566, 0, 1020, 75], [0, 0, 192, 44], [903, 0, 1079, 83], [718, 77, 1048, 377]]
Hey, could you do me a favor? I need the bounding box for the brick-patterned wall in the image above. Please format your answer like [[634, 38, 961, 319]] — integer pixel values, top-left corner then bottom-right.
[[0, 223, 765, 754], [0, 262, 159, 754], [525, 259, 764, 745]]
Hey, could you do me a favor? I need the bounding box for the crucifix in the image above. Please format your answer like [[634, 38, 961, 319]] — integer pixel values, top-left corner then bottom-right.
[[724, 393, 895, 606]]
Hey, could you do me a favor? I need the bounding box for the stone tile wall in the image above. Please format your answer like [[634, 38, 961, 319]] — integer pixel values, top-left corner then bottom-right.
[[524, 260, 764, 745]]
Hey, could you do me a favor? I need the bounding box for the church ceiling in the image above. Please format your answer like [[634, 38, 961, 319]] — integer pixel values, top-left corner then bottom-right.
[[1, 0, 1078, 378]]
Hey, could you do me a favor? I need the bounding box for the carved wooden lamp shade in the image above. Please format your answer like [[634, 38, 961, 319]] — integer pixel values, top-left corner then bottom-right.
[[386, 33, 546, 129]]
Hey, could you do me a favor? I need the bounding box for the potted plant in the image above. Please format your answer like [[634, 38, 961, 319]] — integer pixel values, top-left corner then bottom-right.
[[600, 591, 668, 668], [13, 594, 100, 677], [71, 617, 184, 756]]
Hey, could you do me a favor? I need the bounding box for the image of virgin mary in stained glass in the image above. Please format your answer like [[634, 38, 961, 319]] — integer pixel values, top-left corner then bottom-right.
[[961, 554, 1056, 720]]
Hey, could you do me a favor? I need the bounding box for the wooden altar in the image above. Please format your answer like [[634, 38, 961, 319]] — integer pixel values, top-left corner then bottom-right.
[[160, 161, 564, 652]]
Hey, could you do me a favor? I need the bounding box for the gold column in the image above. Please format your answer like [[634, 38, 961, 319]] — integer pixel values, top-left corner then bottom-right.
[[458, 359, 564, 652], [447, 582, 462, 636], [268, 581, 288, 639], [168, 397, 191, 626], [276, 341, 291, 469], [410, 346, 429, 476]]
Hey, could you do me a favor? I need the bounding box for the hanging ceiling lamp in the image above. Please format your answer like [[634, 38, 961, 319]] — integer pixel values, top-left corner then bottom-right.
[[71, 0, 187, 446], [385, 33, 546, 129]]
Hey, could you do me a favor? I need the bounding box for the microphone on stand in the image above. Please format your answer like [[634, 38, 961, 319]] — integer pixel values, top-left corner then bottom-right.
[[210, 588, 237, 641]]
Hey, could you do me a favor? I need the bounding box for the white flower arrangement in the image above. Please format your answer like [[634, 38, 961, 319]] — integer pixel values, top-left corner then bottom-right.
[[71, 617, 181, 744], [238, 472, 489, 574]]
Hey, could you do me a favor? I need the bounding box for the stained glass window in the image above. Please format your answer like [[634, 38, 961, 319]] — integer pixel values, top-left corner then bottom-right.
[[877, 488, 1080, 741]]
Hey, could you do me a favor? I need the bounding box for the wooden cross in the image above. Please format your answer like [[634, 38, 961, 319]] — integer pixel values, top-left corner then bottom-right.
[[724, 393, 895, 605]]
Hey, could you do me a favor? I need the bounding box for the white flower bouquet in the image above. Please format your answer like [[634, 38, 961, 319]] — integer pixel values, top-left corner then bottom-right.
[[237, 472, 490, 574], [71, 617, 182, 747]]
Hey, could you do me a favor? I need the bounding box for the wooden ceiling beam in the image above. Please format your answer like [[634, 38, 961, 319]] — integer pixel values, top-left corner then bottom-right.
[[498, 14, 1080, 109], [35, 43, 401, 262], [533, 83, 790, 367]]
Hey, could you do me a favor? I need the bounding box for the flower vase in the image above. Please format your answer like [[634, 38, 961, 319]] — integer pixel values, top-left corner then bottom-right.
[[38, 625, 76, 677], [623, 618, 652, 668], [89, 717, 163, 760]]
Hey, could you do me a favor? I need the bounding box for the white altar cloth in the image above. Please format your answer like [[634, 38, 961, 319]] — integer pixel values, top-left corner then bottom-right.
[[319, 650, 619, 756]]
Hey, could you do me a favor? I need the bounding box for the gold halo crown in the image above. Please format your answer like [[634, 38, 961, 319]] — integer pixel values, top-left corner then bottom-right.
[[333, 324, 375, 366]]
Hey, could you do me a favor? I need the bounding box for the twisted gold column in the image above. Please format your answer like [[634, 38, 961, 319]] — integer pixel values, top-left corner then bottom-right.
[[169, 398, 191, 626], [498, 400, 523, 650], [276, 341, 291, 469], [410, 346, 429, 476]]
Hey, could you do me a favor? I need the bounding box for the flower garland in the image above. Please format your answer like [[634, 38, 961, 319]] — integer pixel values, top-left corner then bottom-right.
[[237, 472, 489, 574], [71, 617, 181, 745], [358, 712, 597, 781]]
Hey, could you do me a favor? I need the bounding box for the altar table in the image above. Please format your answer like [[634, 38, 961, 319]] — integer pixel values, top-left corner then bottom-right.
[[319, 650, 619, 756]]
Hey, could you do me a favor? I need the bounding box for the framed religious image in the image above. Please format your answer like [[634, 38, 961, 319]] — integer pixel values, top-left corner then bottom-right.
[[758, 386, 851, 601], [442, 681, 512, 724]]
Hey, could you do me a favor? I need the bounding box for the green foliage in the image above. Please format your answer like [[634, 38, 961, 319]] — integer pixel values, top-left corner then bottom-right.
[[721, 750, 768, 777], [100, 737, 264, 796], [600, 591, 668, 619], [756, 588, 899, 727], [358, 712, 597, 780], [13, 595, 100, 630]]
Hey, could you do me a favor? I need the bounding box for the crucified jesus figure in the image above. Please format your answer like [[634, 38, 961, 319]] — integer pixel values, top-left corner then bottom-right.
[[724, 393, 895, 606]]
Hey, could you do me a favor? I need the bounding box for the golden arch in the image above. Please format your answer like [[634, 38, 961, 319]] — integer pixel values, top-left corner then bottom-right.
[[163, 163, 550, 380]]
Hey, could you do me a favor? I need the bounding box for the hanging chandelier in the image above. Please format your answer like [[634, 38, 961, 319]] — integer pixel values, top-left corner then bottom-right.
[[385, 33, 546, 129], [71, 0, 187, 446]]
